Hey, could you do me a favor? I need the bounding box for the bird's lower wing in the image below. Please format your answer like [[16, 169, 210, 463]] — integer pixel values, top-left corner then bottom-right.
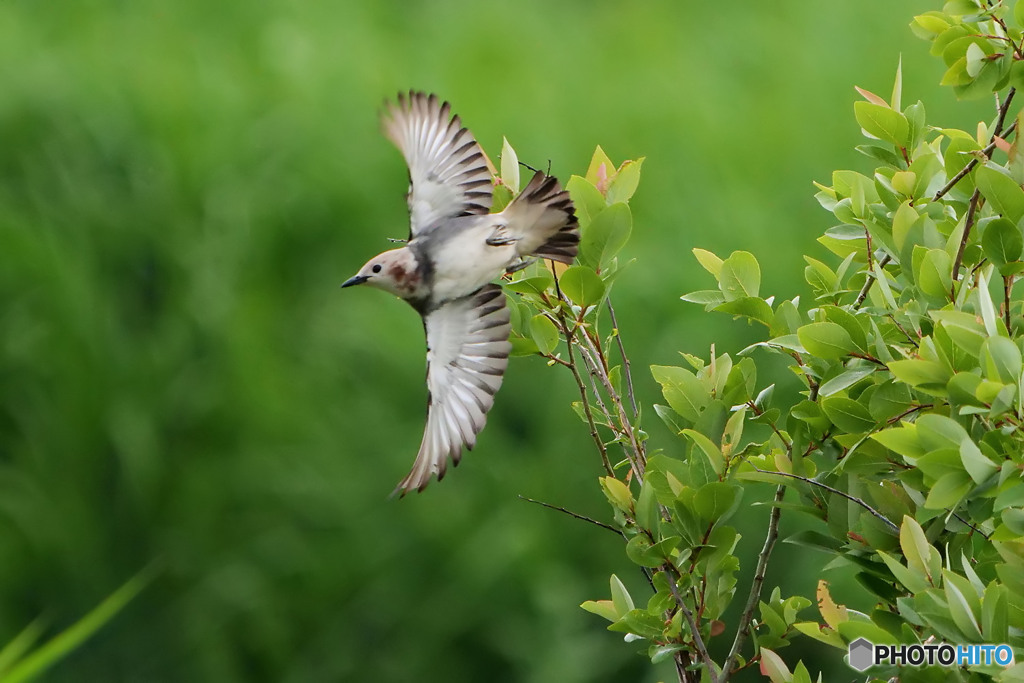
[[395, 284, 511, 495]]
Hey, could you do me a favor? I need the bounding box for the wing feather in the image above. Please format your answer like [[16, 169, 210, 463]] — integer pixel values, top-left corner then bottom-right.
[[394, 284, 511, 495], [382, 91, 494, 237]]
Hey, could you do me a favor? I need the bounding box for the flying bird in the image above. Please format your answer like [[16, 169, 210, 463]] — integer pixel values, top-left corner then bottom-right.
[[342, 91, 579, 495]]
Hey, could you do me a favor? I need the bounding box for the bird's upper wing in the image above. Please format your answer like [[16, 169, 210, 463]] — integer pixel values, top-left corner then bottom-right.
[[395, 284, 511, 495], [382, 91, 494, 238]]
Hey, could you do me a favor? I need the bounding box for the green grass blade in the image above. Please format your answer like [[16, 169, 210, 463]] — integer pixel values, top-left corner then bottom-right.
[[0, 567, 154, 683], [0, 620, 44, 677]]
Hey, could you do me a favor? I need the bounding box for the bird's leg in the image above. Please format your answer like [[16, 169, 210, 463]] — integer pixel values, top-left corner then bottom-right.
[[485, 226, 519, 247], [387, 237, 408, 244], [505, 258, 536, 275]]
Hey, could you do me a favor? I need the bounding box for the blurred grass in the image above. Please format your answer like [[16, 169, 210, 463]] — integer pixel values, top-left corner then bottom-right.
[[0, 0, 990, 680]]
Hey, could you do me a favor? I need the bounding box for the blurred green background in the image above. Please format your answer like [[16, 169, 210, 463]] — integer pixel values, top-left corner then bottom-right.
[[0, 1, 990, 680]]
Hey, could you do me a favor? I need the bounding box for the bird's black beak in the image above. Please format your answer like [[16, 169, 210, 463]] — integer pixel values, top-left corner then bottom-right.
[[341, 274, 370, 288]]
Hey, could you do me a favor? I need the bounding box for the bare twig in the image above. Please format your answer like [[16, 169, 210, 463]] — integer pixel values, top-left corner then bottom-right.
[[746, 464, 899, 533], [550, 264, 614, 476], [577, 331, 646, 478], [952, 189, 983, 292], [933, 90, 1017, 202], [517, 495, 621, 535], [720, 485, 785, 681], [607, 299, 639, 418], [853, 254, 892, 309], [952, 89, 1018, 287], [664, 569, 718, 682], [951, 510, 993, 540], [1004, 275, 1014, 332]]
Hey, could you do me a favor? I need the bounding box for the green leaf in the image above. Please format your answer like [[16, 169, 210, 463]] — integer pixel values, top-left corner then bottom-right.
[[718, 251, 760, 300], [758, 647, 792, 683], [887, 359, 951, 389], [868, 381, 913, 421], [960, 438, 998, 484], [500, 137, 520, 194], [943, 569, 984, 640], [680, 289, 727, 307], [601, 476, 634, 513], [580, 203, 631, 270], [853, 101, 910, 146], [821, 396, 876, 433], [981, 336, 1023, 384], [580, 599, 619, 622], [606, 158, 644, 204], [692, 482, 741, 523], [982, 217, 1024, 275], [877, 550, 931, 593], [917, 248, 953, 299], [635, 479, 659, 531], [982, 582, 1009, 642], [797, 322, 856, 360], [584, 145, 616, 188], [566, 175, 605, 226], [912, 12, 952, 40], [625, 535, 665, 568], [505, 272, 554, 296], [818, 367, 876, 397], [923, 471, 972, 508], [713, 297, 773, 326], [872, 424, 925, 458], [651, 365, 707, 422], [609, 574, 635, 616], [976, 163, 1024, 224], [681, 429, 725, 475], [529, 314, 559, 355], [692, 248, 723, 276], [821, 306, 868, 352], [915, 413, 968, 450], [558, 266, 606, 309], [900, 515, 934, 582], [932, 310, 987, 356]]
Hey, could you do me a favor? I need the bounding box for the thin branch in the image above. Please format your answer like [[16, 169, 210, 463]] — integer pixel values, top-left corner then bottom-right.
[[933, 85, 1016, 202], [853, 254, 892, 309], [747, 464, 899, 533], [517, 496, 621, 534], [607, 299, 639, 418], [664, 570, 718, 682], [577, 331, 646, 478], [951, 510, 993, 540], [952, 89, 1017, 287], [551, 264, 614, 476], [1004, 275, 1014, 332], [952, 188, 983, 290], [886, 313, 919, 347], [720, 485, 785, 682], [848, 352, 887, 366]]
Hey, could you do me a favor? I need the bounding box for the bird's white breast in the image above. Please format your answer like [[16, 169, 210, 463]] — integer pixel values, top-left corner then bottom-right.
[[427, 220, 516, 304]]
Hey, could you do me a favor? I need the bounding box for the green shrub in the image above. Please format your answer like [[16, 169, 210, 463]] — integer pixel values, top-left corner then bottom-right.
[[508, 2, 1024, 680]]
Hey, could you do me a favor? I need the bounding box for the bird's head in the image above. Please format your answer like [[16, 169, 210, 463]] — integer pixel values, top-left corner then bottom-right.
[[342, 247, 421, 298]]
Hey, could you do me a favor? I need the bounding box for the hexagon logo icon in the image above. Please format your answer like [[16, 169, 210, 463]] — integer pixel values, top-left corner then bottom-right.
[[848, 637, 875, 672]]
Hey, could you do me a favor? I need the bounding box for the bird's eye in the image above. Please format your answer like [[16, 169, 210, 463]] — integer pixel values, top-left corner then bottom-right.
[[372, 264, 382, 274]]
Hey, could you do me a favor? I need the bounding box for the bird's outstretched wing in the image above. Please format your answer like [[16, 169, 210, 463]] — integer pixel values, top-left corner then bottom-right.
[[382, 91, 494, 238], [395, 284, 511, 495]]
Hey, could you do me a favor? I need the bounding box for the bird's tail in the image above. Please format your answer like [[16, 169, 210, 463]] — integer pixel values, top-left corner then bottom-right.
[[501, 171, 579, 264]]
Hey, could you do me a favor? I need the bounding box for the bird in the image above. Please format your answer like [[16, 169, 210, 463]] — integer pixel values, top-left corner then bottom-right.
[[342, 91, 579, 495]]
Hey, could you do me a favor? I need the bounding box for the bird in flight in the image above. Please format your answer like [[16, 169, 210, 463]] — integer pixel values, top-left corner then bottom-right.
[[343, 91, 579, 495]]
